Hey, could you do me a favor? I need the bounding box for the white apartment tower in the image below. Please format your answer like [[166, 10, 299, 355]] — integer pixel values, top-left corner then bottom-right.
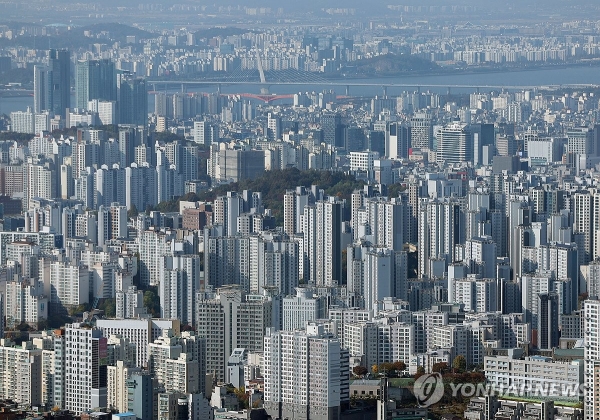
[[159, 254, 201, 326], [418, 198, 462, 278], [196, 286, 274, 382], [0, 339, 43, 406], [115, 286, 145, 319], [64, 323, 107, 414], [263, 324, 349, 420], [584, 299, 600, 420], [148, 330, 206, 395], [282, 288, 327, 331]]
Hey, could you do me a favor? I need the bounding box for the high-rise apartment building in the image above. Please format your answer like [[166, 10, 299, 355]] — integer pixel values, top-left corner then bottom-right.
[[264, 323, 349, 420], [64, 323, 107, 414], [584, 299, 600, 420], [148, 330, 206, 395], [196, 286, 274, 382]]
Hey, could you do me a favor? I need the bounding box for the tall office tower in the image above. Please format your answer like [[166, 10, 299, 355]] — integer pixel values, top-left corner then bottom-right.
[[585, 299, 600, 420], [537, 292, 560, 350], [567, 126, 595, 156], [118, 73, 147, 127], [159, 254, 201, 326], [75, 59, 116, 109], [283, 186, 311, 236], [345, 126, 365, 152], [410, 111, 433, 150], [49, 49, 70, 117], [386, 122, 410, 159], [192, 120, 217, 145], [321, 113, 345, 148], [495, 134, 518, 156], [34, 50, 70, 117], [308, 197, 343, 287], [33, 65, 51, 114], [267, 113, 282, 141], [263, 324, 349, 420], [196, 286, 274, 382], [64, 323, 107, 414], [470, 123, 494, 166], [436, 123, 472, 164], [148, 330, 206, 395], [418, 198, 461, 278]]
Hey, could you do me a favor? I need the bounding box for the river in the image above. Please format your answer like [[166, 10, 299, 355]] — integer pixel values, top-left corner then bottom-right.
[[1, 65, 600, 115]]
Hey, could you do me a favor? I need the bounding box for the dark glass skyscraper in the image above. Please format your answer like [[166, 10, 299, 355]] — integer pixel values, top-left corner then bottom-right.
[[321, 113, 345, 148], [75, 59, 117, 109], [34, 49, 71, 117], [118, 72, 148, 127]]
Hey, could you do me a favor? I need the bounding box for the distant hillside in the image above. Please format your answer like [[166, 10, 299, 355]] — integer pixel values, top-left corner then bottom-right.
[[0, 23, 155, 50], [155, 168, 366, 224], [193, 27, 251, 40], [80, 23, 155, 41]]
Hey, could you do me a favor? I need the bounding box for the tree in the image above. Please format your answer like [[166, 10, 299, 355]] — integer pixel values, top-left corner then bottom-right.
[[127, 205, 139, 219], [143, 290, 160, 317], [371, 364, 378, 374], [432, 362, 448, 374], [353, 366, 368, 377], [392, 361, 406, 374], [378, 362, 394, 376], [234, 387, 249, 409], [452, 355, 467, 372], [98, 299, 116, 318]]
